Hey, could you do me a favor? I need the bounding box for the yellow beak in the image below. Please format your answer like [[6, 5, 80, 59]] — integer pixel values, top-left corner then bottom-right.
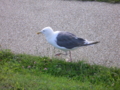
[[37, 32, 41, 34]]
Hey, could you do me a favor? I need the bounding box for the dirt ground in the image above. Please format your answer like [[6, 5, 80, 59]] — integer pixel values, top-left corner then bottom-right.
[[0, 0, 120, 67]]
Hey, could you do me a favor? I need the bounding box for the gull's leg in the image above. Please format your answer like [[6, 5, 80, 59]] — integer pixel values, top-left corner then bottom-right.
[[65, 51, 72, 62], [55, 52, 68, 56], [55, 53, 62, 56], [69, 51, 72, 62]]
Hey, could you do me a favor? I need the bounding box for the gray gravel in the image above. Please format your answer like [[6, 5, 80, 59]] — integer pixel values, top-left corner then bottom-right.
[[0, 0, 120, 67]]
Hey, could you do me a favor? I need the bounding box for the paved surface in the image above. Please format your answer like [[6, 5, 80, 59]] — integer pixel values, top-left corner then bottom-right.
[[0, 0, 120, 67]]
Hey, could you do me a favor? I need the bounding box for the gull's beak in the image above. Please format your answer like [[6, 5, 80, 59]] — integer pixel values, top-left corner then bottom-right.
[[37, 32, 41, 34]]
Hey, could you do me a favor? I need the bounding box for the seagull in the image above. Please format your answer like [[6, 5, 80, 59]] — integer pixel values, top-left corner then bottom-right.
[[37, 27, 99, 62]]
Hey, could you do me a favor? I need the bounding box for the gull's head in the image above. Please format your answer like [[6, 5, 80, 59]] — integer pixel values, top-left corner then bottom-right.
[[37, 27, 54, 36]]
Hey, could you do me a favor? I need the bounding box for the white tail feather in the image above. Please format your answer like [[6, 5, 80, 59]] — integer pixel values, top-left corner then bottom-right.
[[84, 39, 100, 46]]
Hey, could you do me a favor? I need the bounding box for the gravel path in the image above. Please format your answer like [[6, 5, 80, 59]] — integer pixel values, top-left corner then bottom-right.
[[0, 0, 120, 67]]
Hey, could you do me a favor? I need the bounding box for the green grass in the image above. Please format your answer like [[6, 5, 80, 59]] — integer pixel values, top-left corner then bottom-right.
[[0, 49, 120, 90]]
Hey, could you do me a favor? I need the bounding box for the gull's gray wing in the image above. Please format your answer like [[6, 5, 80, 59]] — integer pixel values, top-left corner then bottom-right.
[[56, 32, 85, 49]]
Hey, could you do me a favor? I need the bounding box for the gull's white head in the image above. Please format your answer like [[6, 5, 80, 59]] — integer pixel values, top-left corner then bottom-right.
[[37, 27, 54, 36]]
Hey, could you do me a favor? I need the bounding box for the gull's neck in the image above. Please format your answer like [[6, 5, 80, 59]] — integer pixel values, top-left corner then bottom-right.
[[44, 31, 55, 39]]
